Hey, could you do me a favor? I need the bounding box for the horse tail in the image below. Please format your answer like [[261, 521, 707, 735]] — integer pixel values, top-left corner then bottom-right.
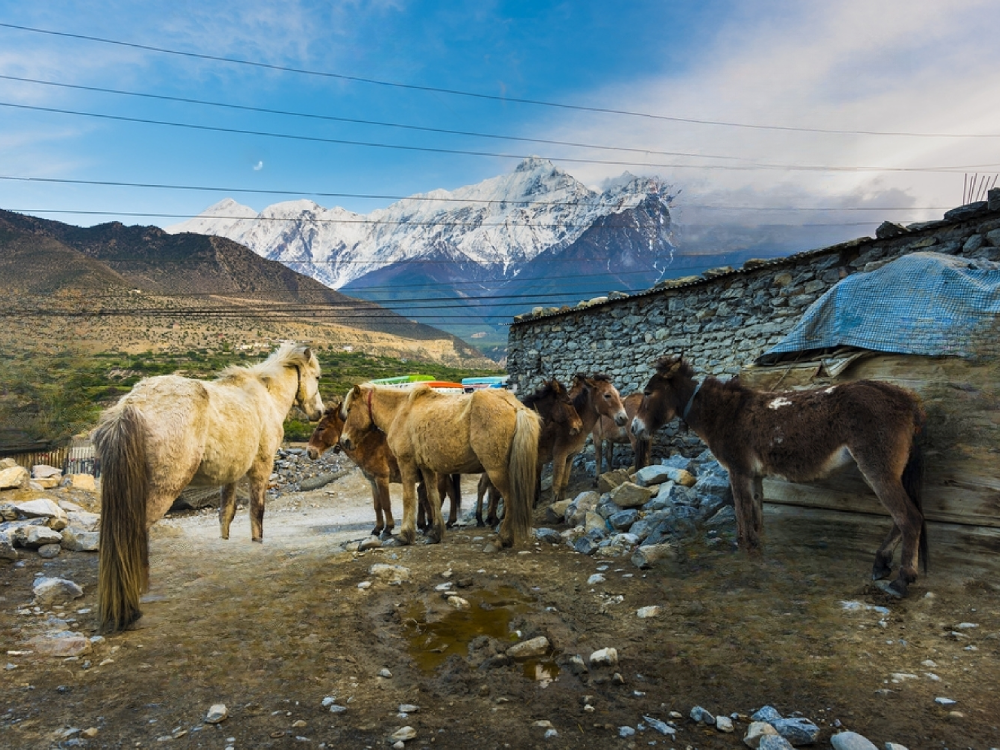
[[507, 407, 541, 546], [93, 404, 149, 633], [903, 403, 928, 574]]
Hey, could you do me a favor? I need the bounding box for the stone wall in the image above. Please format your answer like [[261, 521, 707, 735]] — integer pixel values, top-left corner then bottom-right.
[[507, 193, 1000, 455]]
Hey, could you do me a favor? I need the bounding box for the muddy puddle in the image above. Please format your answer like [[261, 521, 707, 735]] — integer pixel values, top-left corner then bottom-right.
[[401, 586, 561, 684]]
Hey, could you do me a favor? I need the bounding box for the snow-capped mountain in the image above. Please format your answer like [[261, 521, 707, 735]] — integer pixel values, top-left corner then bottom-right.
[[167, 157, 676, 349]]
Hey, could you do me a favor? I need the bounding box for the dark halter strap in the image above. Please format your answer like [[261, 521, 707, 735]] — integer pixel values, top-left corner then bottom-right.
[[681, 380, 702, 422], [293, 364, 304, 407], [366, 388, 375, 425]]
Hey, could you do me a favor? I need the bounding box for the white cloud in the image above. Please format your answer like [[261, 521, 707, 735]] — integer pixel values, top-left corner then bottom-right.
[[544, 0, 1000, 223], [253, 160, 264, 171]]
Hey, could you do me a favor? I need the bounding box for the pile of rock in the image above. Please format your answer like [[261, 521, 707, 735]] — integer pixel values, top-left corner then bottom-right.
[[537, 451, 737, 567], [0, 496, 100, 562], [269, 446, 350, 493], [171, 446, 351, 511], [0, 459, 96, 493]]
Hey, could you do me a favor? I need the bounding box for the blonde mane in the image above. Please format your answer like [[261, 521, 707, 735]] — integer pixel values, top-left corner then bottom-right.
[[219, 342, 316, 383]]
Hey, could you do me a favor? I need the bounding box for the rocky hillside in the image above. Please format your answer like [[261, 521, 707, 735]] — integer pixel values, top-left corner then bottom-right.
[[0, 209, 493, 367]]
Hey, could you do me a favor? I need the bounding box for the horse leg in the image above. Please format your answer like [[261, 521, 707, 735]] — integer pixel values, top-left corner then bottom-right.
[[378, 478, 394, 538], [594, 437, 604, 481], [731, 473, 763, 554], [420, 468, 446, 543], [398, 467, 420, 545], [366, 477, 384, 537], [872, 524, 902, 581], [219, 483, 237, 540], [248, 477, 266, 542], [443, 474, 460, 528], [866, 476, 922, 598], [476, 474, 488, 527]]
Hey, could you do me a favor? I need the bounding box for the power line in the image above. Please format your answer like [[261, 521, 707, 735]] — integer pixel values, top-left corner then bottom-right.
[[3, 206, 892, 230], [0, 175, 949, 213], [0, 74, 749, 164], [4, 22, 1000, 139], [5, 101, 999, 174]]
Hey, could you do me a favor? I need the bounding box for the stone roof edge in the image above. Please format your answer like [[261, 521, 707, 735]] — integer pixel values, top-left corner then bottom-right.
[[507, 199, 999, 327]]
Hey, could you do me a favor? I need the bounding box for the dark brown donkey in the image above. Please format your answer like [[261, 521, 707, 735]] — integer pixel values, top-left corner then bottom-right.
[[307, 397, 461, 538], [475, 379, 584, 526], [591, 391, 649, 476], [630, 355, 927, 598]]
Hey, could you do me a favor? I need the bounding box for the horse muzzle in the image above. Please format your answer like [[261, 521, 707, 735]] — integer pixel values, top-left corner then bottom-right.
[[340, 436, 354, 452], [630, 416, 647, 439], [307, 446, 320, 460], [614, 410, 628, 427]]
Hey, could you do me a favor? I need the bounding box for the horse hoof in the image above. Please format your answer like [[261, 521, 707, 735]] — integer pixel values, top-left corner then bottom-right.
[[871, 562, 893, 581], [379, 529, 394, 541], [873, 579, 906, 599], [252, 537, 263, 543]]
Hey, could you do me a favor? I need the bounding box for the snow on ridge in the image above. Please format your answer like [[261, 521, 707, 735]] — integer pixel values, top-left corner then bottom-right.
[[166, 157, 672, 288]]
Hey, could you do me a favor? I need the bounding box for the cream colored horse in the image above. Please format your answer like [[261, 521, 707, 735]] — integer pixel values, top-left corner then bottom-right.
[[93, 342, 323, 633], [339, 384, 540, 547]]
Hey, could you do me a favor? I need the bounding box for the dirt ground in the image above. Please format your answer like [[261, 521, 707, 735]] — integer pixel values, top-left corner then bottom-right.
[[2, 459, 999, 750]]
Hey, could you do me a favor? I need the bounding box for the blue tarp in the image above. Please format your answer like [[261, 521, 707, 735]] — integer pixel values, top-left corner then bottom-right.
[[758, 252, 1000, 363]]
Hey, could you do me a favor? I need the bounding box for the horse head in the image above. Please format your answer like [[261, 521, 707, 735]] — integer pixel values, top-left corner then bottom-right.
[[574, 373, 627, 427], [292, 347, 325, 421], [525, 379, 582, 436], [632, 355, 694, 439], [307, 398, 344, 460], [339, 384, 375, 452]]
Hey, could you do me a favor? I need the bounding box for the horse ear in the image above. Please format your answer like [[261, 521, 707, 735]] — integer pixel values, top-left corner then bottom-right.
[[303, 347, 313, 361]]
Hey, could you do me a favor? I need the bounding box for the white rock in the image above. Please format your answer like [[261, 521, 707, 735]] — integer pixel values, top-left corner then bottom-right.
[[398, 704, 419, 713], [390, 725, 416, 742], [33, 577, 84, 607], [507, 636, 550, 659], [369, 563, 411, 582], [205, 704, 228, 724], [934, 697, 957, 706], [636, 605, 661, 619], [32, 464, 62, 479], [829, 731, 878, 750], [61, 528, 100, 552], [744, 721, 779, 748], [716, 715, 735, 733], [64, 474, 97, 492], [25, 631, 92, 657], [24, 526, 64, 548], [588, 647, 618, 667], [14, 498, 68, 529], [587, 574, 606, 585], [447, 595, 470, 610], [0, 465, 29, 490]]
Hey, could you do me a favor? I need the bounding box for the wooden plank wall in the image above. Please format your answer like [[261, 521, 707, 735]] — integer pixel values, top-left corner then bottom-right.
[[741, 353, 1000, 529]]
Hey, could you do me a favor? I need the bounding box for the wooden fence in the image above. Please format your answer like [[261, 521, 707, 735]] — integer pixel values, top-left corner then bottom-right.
[[4, 437, 98, 477]]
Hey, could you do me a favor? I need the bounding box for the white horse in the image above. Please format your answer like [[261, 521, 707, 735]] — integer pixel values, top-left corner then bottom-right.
[[93, 342, 324, 633]]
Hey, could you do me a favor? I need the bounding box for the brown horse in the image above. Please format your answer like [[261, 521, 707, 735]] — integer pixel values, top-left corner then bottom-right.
[[475, 378, 584, 527], [306, 398, 461, 537], [92, 343, 324, 632], [540, 373, 628, 504], [631, 355, 927, 598], [592, 391, 650, 476], [339, 384, 540, 547]]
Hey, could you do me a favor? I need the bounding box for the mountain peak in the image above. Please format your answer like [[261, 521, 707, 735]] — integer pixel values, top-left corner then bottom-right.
[[514, 155, 557, 173]]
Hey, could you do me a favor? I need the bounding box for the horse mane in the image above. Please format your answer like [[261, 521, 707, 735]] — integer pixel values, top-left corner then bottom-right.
[[222, 342, 315, 383], [522, 380, 560, 410], [654, 355, 743, 394]]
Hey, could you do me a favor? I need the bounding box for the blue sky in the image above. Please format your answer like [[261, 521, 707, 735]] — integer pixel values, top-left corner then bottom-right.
[[3, 0, 1000, 233]]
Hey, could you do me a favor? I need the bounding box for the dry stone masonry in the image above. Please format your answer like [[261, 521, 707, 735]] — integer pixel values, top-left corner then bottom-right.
[[507, 191, 1000, 406]]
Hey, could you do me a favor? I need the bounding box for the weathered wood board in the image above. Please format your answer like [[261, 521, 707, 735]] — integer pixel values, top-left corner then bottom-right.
[[742, 353, 1000, 529], [763, 504, 1000, 580]]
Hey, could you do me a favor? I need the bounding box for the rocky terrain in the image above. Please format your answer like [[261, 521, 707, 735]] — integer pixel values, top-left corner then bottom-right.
[[2, 451, 999, 749]]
